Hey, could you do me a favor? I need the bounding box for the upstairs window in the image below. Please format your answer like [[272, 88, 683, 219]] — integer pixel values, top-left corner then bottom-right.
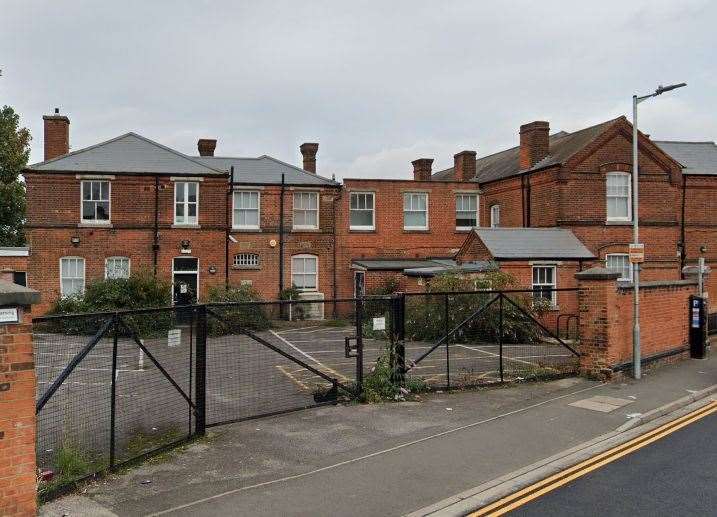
[[233, 191, 260, 229], [105, 257, 130, 279], [175, 182, 199, 225], [490, 204, 500, 228], [606, 172, 631, 222], [291, 254, 318, 291], [456, 194, 478, 230], [532, 265, 556, 306], [60, 257, 85, 297], [403, 192, 428, 230], [81, 180, 110, 223], [233, 253, 260, 268], [606, 253, 632, 281], [293, 192, 319, 229], [349, 192, 375, 230]]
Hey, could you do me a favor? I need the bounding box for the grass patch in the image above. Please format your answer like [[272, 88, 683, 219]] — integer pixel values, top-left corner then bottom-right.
[[37, 441, 105, 501]]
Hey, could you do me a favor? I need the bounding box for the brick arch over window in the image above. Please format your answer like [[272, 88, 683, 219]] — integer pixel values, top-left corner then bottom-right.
[[599, 162, 632, 174]]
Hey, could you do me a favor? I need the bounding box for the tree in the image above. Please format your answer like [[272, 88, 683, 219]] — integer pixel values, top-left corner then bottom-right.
[[0, 105, 31, 246]]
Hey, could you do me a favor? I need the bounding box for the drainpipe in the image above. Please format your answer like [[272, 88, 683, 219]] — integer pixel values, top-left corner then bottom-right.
[[226, 166, 234, 289], [279, 174, 285, 297], [525, 174, 531, 227], [520, 176, 526, 227], [680, 175, 687, 279], [152, 176, 159, 276], [332, 189, 340, 318]]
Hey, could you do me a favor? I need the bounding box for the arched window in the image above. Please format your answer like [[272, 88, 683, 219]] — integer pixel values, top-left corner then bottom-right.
[[233, 253, 260, 268], [291, 254, 318, 291]]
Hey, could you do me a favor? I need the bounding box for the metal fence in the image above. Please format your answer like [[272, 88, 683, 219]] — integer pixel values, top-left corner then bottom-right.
[[33, 289, 579, 496]]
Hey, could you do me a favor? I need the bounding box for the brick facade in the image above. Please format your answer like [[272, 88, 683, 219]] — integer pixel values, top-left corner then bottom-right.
[[0, 301, 38, 516]]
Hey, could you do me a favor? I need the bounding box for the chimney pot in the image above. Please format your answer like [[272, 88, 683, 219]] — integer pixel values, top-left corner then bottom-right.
[[519, 121, 550, 170], [42, 110, 70, 161], [300, 142, 319, 174], [454, 150, 477, 181], [412, 158, 434, 181], [197, 139, 217, 157]]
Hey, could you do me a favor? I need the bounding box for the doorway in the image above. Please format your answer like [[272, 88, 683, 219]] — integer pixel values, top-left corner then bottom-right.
[[172, 257, 199, 305]]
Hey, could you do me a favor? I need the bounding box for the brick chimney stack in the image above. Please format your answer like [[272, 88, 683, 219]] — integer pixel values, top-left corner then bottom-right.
[[300, 142, 319, 174], [412, 158, 433, 181], [519, 121, 550, 170], [43, 108, 70, 161], [197, 139, 217, 157], [454, 150, 477, 181]]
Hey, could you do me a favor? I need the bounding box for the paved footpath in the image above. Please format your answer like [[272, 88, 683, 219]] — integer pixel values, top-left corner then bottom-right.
[[42, 355, 717, 517]]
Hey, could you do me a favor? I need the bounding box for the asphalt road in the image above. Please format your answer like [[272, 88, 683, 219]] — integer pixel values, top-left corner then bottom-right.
[[510, 411, 717, 516]]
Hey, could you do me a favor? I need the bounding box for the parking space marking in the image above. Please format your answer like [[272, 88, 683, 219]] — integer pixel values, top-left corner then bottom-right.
[[456, 344, 540, 367], [275, 365, 309, 390], [269, 330, 350, 382]]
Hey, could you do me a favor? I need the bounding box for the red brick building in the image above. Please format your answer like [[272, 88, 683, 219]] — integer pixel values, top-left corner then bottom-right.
[[21, 111, 717, 317], [0, 247, 29, 287]]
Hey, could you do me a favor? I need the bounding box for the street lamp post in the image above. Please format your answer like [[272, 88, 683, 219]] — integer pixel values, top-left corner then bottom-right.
[[631, 82, 687, 380]]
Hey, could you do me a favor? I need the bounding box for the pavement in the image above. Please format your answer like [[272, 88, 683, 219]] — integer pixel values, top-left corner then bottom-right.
[[40, 353, 717, 517]]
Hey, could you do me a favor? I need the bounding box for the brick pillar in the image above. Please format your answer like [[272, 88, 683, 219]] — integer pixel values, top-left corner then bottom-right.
[[575, 267, 620, 378], [0, 281, 40, 517]]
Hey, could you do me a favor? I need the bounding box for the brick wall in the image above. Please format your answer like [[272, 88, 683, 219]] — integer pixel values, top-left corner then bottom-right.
[[576, 267, 696, 376], [0, 256, 28, 285], [0, 305, 37, 516]]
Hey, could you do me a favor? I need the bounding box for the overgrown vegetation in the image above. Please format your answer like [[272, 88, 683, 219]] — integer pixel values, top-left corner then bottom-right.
[[279, 285, 306, 320], [358, 345, 427, 403], [207, 284, 270, 334], [37, 441, 103, 500], [0, 105, 31, 246], [47, 271, 173, 335]]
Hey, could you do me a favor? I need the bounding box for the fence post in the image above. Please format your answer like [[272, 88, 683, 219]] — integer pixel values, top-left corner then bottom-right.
[[355, 297, 364, 394], [445, 294, 451, 391], [498, 293, 504, 382], [391, 293, 406, 383], [109, 314, 119, 468], [195, 305, 208, 436]]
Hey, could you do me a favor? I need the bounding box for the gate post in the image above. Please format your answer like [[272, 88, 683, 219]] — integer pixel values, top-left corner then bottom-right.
[[391, 293, 406, 383], [194, 305, 207, 436], [355, 297, 364, 394]]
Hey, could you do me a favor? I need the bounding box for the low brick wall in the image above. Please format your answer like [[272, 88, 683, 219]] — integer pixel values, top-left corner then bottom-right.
[[576, 268, 697, 376]]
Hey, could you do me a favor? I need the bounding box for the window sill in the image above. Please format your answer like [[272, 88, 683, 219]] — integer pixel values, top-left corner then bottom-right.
[[231, 265, 261, 270], [605, 220, 633, 226], [403, 229, 430, 234], [172, 224, 201, 229], [232, 227, 261, 232], [349, 228, 376, 233], [292, 228, 320, 233], [455, 228, 475, 233], [78, 222, 112, 228]]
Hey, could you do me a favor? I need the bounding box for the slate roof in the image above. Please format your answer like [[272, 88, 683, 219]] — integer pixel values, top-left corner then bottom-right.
[[195, 155, 339, 186], [433, 118, 621, 183], [403, 260, 497, 277], [351, 259, 447, 271], [472, 228, 595, 260], [654, 141, 717, 176], [28, 133, 225, 176]]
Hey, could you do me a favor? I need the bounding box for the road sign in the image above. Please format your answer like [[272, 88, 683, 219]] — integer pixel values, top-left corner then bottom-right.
[[629, 243, 645, 263]]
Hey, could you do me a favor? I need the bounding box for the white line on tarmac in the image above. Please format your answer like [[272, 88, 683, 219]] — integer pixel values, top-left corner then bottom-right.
[[146, 382, 606, 517], [456, 344, 538, 367], [274, 326, 321, 334], [268, 330, 322, 364]]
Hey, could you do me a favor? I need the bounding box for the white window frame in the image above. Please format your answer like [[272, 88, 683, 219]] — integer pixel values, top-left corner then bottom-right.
[[81, 180, 111, 224], [174, 181, 199, 226], [233, 253, 260, 268], [60, 257, 86, 297], [403, 192, 429, 230], [349, 192, 375, 231], [455, 193, 479, 230], [606, 253, 632, 281], [293, 192, 319, 230], [291, 254, 318, 292], [532, 265, 557, 307], [232, 190, 261, 230], [490, 204, 500, 228], [105, 256, 131, 279], [606, 172, 632, 222]]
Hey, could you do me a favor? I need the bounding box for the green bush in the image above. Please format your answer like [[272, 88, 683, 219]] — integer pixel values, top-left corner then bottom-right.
[[405, 271, 544, 344], [48, 272, 173, 336], [279, 285, 306, 321], [207, 284, 270, 334]]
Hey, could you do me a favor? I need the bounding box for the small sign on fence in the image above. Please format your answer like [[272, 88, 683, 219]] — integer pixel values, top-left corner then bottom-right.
[[373, 317, 386, 331], [0, 307, 19, 324], [167, 329, 181, 347]]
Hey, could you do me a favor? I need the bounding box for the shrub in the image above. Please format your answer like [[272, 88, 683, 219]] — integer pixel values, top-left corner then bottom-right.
[[206, 284, 270, 334], [405, 271, 542, 344], [47, 271, 173, 336], [279, 285, 306, 321]]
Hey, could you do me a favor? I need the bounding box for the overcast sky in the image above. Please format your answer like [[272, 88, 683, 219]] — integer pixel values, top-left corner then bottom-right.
[[2, 0, 715, 179]]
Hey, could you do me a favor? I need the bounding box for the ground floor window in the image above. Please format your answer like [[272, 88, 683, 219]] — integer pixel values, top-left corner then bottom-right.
[[105, 257, 131, 279], [291, 254, 318, 291], [60, 257, 85, 297], [532, 265, 556, 306], [233, 253, 260, 268], [606, 253, 632, 281]]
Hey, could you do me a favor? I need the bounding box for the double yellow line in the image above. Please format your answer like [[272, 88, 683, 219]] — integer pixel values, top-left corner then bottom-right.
[[471, 400, 717, 516]]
